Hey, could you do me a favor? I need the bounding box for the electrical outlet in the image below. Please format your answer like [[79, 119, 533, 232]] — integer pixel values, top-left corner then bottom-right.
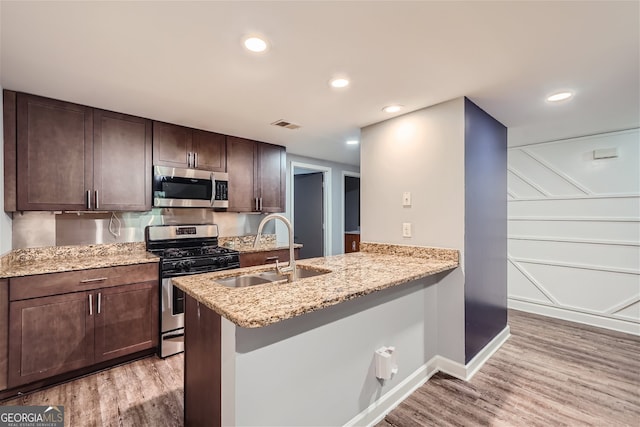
[[402, 191, 411, 207], [402, 222, 412, 238]]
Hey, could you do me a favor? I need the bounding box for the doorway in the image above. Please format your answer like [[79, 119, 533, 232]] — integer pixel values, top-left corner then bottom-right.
[[291, 162, 331, 258], [342, 172, 361, 253]]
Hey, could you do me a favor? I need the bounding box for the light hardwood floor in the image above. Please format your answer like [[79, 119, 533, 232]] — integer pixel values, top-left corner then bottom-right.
[[2, 310, 639, 426], [379, 310, 640, 427], [1, 353, 184, 427]]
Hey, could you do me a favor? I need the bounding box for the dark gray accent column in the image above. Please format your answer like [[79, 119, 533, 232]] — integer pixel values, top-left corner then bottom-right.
[[464, 97, 508, 363]]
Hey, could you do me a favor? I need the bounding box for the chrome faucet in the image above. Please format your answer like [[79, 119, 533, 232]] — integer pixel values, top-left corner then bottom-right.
[[254, 213, 296, 282]]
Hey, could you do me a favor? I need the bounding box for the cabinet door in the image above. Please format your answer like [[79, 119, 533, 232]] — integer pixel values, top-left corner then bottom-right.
[[192, 129, 226, 172], [152, 121, 192, 168], [227, 136, 257, 212], [0, 280, 7, 391], [16, 93, 93, 210], [93, 110, 152, 211], [344, 234, 360, 253], [258, 143, 286, 212], [93, 282, 158, 363], [8, 291, 94, 387]]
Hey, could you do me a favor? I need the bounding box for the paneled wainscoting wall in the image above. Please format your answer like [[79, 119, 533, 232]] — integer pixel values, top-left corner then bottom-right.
[[507, 128, 639, 335]]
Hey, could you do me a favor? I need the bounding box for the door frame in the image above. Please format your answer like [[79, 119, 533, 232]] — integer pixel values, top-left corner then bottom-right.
[[290, 161, 331, 257], [341, 171, 361, 253]]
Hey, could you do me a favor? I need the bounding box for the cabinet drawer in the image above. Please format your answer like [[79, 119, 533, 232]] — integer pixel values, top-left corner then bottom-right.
[[10, 263, 159, 301]]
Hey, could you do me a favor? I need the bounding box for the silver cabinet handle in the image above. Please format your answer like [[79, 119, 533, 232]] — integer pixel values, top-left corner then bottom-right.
[[79, 277, 108, 284], [260, 197, 263, 211], [352, 241, 356, 251], [255, 198, 259, 211], [86, 190, 92, 210], [187, 152, 192, 168], [95, 190, 99, 210], [97, 292, 101, 314], [89, 294, 93, 316], [194, 152, 198, 168], [264, 256, 279, 264]]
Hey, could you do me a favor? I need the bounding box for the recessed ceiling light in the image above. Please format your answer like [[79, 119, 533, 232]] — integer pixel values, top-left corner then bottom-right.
[[243, 36, 269, 53], [346, 139, 359, 145], [382, 105, 403, 113], [546, 91, 573, 102], [329, 77, 350, 88]]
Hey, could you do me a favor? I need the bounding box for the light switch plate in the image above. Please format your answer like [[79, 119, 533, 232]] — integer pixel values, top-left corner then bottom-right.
[[402, 222, 412, 238], [402, 192, 411, 207]]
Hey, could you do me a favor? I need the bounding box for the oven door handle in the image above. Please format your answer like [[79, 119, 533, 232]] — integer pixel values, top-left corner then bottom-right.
[[163, 332, 185, 342]]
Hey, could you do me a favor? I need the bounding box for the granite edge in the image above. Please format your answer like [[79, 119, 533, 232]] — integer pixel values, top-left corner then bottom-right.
[[222, 261, 458, 328], [0, 242, 159, 278], [175, 242, 460, 328], [360, 242, 459, 262]]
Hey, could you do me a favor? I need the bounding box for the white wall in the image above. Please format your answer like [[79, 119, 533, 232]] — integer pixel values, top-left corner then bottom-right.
[[361, 98, 465, 251], [361, 97, 466, 363], [507, 128, 640, 334], [227, 277, 440, 426], [0, 85, 13, 255]]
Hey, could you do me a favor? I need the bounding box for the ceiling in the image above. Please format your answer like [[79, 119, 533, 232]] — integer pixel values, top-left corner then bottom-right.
[[1, 1, 638, 166]]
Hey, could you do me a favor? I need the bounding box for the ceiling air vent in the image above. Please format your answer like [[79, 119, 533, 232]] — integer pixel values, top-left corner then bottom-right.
[[271, 119, 301, 130]]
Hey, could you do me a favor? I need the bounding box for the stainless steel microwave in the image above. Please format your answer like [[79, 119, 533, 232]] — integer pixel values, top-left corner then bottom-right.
[[153, 166, 229, 209]]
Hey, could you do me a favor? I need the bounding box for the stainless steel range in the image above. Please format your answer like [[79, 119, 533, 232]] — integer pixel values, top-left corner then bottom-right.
[[145, 224, 240, 358]]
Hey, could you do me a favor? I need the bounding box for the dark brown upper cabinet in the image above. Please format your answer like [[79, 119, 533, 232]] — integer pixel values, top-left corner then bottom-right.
[[152, 121, 226, 172], [93, 109, 152, 211], [227, 136, 285, 213], [16, 93, 93, 211], [7, 92, 152, 212]]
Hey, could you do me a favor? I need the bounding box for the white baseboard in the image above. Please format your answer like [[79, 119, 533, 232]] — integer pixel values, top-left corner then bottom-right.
[[343, 359, 440, 427], [509, 299, 640, 336], [435, 325, 511, 381], [344, 326, 511, 426]]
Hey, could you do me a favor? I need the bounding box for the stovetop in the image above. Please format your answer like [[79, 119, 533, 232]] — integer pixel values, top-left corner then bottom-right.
[[157, 244, 238, 259], [145, 224, 241, 276]]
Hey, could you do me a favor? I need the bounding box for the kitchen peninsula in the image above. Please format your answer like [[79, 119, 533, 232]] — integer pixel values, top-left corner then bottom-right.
[[173, 242, 459, 426]]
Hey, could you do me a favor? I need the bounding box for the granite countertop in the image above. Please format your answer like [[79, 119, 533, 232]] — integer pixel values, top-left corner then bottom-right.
[[172, 242, 459, 328], [0, 242, 159, 278]]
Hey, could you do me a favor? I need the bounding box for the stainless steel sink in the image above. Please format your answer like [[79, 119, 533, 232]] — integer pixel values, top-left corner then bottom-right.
[[216, 267, 330, 288], [258, 267, 329, 282], [215, 275, 272, 288]]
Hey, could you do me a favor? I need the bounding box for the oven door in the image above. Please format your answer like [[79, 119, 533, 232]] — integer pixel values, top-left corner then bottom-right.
[[153, 165, 214, 208], [160, 277, 185, 358], [161, 277, 185, 333]]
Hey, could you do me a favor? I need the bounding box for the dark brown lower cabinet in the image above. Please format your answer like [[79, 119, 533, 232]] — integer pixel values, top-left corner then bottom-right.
[[0, 279, 8, 391], [94, 282, 158, 363], [7, 264, 158, 388], [8, 291, 95, 386], [184, 293, 221, 427], [345, 233, 360, 253]]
